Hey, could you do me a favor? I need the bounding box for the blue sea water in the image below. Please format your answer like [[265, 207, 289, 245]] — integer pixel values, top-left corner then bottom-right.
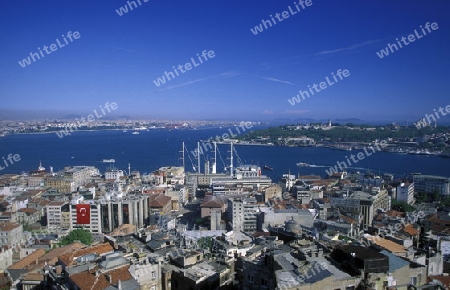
[[0, 128, 449, 179]]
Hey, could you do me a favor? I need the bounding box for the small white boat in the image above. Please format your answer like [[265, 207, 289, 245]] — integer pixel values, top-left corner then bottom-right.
[[296, 162, 309, 167]]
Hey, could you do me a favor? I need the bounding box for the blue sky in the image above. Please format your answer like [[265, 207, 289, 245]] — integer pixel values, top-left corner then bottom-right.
[[1, 0, 449, 123]]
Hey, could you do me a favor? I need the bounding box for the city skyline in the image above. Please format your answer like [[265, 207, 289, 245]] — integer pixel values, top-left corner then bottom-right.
[[1, 1, 449, 122]]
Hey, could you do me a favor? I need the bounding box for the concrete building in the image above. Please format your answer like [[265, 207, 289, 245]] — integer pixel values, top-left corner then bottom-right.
[[0, 222, 23, 248], [69, 202, 102, 233], [46, 201, 70, 230], [16, 208, 40, 225], [210, 210, 222, 231], [227, 197, 259, 232], [99, 193, 150, 233], [0, 246, 13, 273], [397, 182, 415, 204], [44, 177, 75, 192], [200, 195, 226, 218], [210, 165, 273, 190], [413, 174, 450, 196], [45, 166, 99, 192], [261, 208, 314, 230], [129, 261, 162, 290], [149, 193, 171, 214], [332, 189, 390, 229], [105, 169, 124, 181]]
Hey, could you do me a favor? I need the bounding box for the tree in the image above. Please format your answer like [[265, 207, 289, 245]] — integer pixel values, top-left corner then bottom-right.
[[391, 200, 416, 212], [432, 190, 441, 202], [60, 229, 93, 246], [442, 196, 450, 206]]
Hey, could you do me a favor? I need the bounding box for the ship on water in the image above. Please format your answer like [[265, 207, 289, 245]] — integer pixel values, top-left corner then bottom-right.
[[263, 165, 273, 171], [296, 162, 309, 167]]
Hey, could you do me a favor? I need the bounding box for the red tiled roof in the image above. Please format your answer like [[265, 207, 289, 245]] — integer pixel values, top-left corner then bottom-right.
[[340, 214, 357, 224], [149, 194, 171, 208], [428, 276, 450, 289], [18, 208, 38, 213], [386, 210, 405, 218], [0, 221, 21, 231], [69, 265, 133, 290], [37, 243, 84, 268], [200, 196, 224, 208], [403, 224, 419, 236], [59, 243, 114, 266], [8, 249, 46, 270]]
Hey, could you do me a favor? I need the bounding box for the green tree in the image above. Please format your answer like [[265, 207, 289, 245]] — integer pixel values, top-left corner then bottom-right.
[[391, 200, 416, 212], [60, 229, 93, 246], [442, 196, 450, 206], [432, 190, 440, 202]]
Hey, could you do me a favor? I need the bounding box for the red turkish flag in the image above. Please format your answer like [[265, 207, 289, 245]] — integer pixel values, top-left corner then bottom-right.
[[76, 204, 90, 224]]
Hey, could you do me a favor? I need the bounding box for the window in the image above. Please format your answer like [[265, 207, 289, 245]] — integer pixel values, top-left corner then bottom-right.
[[151, 271, 156, 279]]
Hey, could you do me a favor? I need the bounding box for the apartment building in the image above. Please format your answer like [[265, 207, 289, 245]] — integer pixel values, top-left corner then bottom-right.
[[46, 201, 70, 230], [69, 203, 101, 233], [413, 174, 450, 196], [227, 197, 258, 232], [397, 182, 415, 204], [0, 222, 23, 248]]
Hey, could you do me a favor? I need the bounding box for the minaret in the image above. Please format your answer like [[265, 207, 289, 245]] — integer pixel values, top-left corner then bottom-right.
[[38, 161, 45, 172]]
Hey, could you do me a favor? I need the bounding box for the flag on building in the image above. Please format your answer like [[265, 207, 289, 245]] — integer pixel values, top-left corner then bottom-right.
[[76, 204, 90, 224]]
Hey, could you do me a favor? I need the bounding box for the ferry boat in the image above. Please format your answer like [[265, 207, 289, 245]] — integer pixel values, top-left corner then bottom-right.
[[103, 159, 115, 163]]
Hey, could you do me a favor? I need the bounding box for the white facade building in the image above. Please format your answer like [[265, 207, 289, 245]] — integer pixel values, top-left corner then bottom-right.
[[397, 182, 414, 204]]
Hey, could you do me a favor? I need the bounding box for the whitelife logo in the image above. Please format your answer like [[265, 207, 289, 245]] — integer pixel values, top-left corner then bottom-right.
[[325, 140, 388, 176], [115, 0, 149, 16], [414, 104, 450, 129], [250, 0, 313, 35], [0, 153, 21, 171], [288, 69, 350, 106], [376, 22, 439, 59], [18, 31, 81, 68], [190, 122, 254, 158], [153, 50, 215, 87], [56, 102, 118, 139]]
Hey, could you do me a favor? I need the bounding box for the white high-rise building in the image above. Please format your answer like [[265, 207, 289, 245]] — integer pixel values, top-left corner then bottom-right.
[[397, 182, 414, 205]]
